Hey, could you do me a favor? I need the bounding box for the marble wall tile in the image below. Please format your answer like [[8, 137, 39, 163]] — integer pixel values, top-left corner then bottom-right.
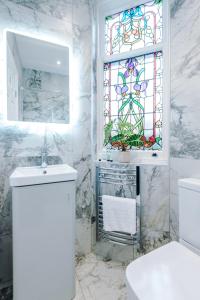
[[170, 0, 200, 239], [170, 0, 186, 19], [0, 0, 93, 288], [95, 161, 170, 260], [140, 165, 170, 252], [95, 241, 135, 265], [0, 0, 72, 119], [76, 218, 92, 256], [22, 69, 69, 123], [72, 0, 93, 223], [170, 0, 200, 160], [1, 0, 193, 292], [7, 0, 73, 23]]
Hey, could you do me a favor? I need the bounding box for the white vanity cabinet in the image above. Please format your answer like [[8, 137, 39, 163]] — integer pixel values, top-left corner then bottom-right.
[[10, 165, 77, 300]]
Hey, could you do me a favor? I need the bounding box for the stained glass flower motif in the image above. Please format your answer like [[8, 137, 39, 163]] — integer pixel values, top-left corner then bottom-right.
[[104, 52, 163, 151], [105, 0, 162, 56]]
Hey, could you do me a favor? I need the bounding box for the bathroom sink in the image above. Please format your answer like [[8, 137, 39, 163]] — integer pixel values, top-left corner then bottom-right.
[[10, 164, 77, 187], [11, 164, 77, 300]]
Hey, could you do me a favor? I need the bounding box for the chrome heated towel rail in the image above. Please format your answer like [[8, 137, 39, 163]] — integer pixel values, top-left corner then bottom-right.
[[96, 164, 141, 246]]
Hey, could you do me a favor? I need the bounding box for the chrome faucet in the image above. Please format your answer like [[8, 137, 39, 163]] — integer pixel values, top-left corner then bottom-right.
[[40, 133, 50, 168], [41, 149, 48, 168]]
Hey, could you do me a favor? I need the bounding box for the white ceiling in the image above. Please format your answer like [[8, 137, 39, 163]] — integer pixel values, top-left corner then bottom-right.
[[10, 32, 69, 76]]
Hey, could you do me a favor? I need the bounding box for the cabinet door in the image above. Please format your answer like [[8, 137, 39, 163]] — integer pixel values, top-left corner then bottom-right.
[[12, 181, 76, 300]]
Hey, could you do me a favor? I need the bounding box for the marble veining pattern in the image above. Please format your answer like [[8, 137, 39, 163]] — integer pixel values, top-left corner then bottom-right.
[[75, 253, 127, 300], [170, 0, 186, 18], [170, 0, 200, 239], [0, 0, 173, 292], [22, 69, 69, 123], [95, 161, 170, 261], [8, 0, 73, 22], [0, 252, 127, 300], [140, 165, 170, 251], [170, 0, 200, 160], [0, 0, 93, 288]]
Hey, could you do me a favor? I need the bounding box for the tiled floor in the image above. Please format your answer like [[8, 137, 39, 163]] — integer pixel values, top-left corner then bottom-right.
[[75, 253, 127, 300], [0, 253, 127, 300]]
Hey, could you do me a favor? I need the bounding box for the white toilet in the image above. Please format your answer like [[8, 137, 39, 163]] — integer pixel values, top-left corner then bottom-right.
[[126, 178, 200, 300]]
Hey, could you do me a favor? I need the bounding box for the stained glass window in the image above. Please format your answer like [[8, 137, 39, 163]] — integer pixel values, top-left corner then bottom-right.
[[105, 0, 162, 56], [104, 52, 163, 151], [103, 0, 163, 151]]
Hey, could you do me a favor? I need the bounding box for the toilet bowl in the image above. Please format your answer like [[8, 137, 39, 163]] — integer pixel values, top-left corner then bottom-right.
[[126, 241, 200, 300], [126, 178, 200, 300]]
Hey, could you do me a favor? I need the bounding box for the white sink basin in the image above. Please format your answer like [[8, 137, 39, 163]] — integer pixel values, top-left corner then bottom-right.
[[10, 164, 77, 187]]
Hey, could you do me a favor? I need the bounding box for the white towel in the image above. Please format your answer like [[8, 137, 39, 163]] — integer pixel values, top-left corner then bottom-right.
[[102, 195, 136, 235]]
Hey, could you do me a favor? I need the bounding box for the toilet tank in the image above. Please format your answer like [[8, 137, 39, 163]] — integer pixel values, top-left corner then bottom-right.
[[179, 178, 200, 251]]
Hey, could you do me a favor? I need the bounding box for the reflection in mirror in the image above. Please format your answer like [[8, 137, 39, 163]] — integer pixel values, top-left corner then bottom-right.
[[6, 32, 70, 124]]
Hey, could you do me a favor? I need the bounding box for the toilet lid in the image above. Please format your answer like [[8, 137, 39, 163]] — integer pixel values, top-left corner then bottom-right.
[[126, 241, 200, 300]]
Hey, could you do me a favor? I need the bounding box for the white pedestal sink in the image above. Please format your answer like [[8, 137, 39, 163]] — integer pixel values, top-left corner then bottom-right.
[[10, 164, 77, 300]]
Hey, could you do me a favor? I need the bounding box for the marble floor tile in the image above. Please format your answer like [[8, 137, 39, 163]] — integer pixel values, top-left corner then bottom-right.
[[75, 253, 127, 300], [74, 275, 86, 300], [0, 253, 127, 300]]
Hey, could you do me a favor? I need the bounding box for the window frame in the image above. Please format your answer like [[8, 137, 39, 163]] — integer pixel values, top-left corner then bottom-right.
[[96, 0, 170, 164]]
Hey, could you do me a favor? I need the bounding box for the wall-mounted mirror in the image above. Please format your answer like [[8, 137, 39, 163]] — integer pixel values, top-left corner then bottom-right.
[[6, 31, 70, 124]]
